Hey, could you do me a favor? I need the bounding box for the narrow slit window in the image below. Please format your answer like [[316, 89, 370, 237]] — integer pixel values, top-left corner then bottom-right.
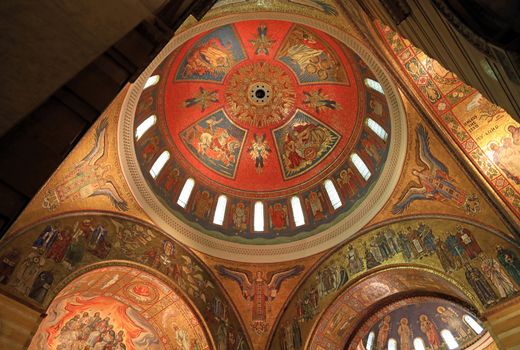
[[366, 332, 375, 350], [144, 75, 160, 89], [364, 78, 384, 94], [413, 338, 426, 350], [254, 201, 264, 232], [177, 178, 195, 208], [291, 196, 305, 227], [387, 338, 397, 350], [213, 195, 227, 226], [440, 330, 458, 350], [149, 151, 170, 179], [366, 118, 388, 141], [463, 315, 483, 334], [351, 153, 371, 180], [324, 179, 342, 209], [135, 115, 157, 141]]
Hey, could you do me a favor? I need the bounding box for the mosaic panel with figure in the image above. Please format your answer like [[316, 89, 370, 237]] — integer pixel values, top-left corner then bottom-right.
[[376, 23, 520, 217], [0, 214, 251, 350], [271, 217, 520, 350]]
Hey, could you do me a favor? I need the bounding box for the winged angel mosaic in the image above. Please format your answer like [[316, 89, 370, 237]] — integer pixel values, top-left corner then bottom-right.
[[392, 125, 480, 215], [217, 265, 303, 334], [43, 119, 128, 212]]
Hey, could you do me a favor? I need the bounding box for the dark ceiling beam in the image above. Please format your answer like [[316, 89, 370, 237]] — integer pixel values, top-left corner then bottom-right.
[[0, 0, 217, 237], [357, 0, 520, 121]]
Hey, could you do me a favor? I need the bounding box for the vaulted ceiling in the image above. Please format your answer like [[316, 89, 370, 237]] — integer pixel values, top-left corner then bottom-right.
[[0, 1, 519, 350]]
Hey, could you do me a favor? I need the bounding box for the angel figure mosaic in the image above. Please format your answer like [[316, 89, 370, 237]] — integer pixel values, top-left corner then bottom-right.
[[248, 134, 271, 173], [393, 125, 480, 215], [217, 265, 303, 334], [42, 119, 128, 212]]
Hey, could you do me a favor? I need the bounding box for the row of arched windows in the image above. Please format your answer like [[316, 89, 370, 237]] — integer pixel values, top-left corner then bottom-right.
[[366, 315, 483, 350], [139, 150, 382, 232], [135, 74, 390, 231], [143, 166, 347, 231], [201, 180, 342, 231]]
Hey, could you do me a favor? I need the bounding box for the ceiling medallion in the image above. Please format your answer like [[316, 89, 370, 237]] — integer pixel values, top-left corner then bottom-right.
[[224, 60, 296, 128]]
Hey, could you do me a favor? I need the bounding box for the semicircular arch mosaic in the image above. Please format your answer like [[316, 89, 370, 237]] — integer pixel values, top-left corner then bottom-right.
[[350, 296, 490, 350], [0, 212, 252, 350], [268, 216, 520, 350], [28, 265, 213, 350]]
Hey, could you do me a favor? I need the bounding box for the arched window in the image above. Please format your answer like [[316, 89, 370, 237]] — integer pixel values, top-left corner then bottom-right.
[[366, 118, 388, 141], [413, 338, 426, 350], [177, 178, 195, 208], [463, 314, 484, 334], [135, 115, 157, 141], [440, 329, 458, 349], [213, 195, 227, 226], [149, 151, 170, 179], [351, 153, 371, 180], [144, 75, 160, 89], [291, 196, 305, 227], [364, 78, 384, 94], [387, 338, 397, 350], [324, 179, 342, 209], [254, 201, 264, 232], [366, 331, 375, 350]]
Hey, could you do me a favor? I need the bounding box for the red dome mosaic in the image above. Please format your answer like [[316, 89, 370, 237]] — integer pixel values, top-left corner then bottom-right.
[[132, 20, 392, 243]]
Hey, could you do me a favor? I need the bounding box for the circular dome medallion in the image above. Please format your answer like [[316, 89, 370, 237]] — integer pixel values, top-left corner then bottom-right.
[[119, 15, 406, 262], [225, 60, 297, 128]]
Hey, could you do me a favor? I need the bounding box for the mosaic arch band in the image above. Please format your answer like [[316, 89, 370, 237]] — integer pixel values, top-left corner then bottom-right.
[[118, 13, 407, 262], [0, 213, 252, 350], [271, 217, 520, 350]]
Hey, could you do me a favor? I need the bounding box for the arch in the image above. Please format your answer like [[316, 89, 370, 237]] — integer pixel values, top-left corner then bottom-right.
[[177, 178, 195, 208], [364, 78, 384, 94], [413, 338, 426, 350], [135, 114, 157, 141], [366, 331, 375, 350], [323, 179, 342, 210], [350, 153, 371, 180], [29, 262, 213, 350], [268, 216, 520, 350], [366, 117, 388, 141], [213, 195, 228, 226], [0, 212, 252, 350], [387, 338, 397, 350], [464, 314, 484, 334], [150, 150, 170, 179], [350, 295, 489, 350], [440, 329, 458, 349], [254, 201, 265, 232], [291, 196, 305, 227], [310, 267, 478, 350], [143, 75, 160, 89]]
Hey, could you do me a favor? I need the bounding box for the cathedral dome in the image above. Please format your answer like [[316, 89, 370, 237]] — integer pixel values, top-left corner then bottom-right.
[[118, 14, 406, 262]]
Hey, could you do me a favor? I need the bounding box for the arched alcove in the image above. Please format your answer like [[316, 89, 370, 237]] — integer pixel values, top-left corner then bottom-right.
[[0, 212, 252, 349], [348, 296, 494, 350], [269, 216, 519, 350], [28, 264, 212, 349], [305, 266, 483, 349]]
